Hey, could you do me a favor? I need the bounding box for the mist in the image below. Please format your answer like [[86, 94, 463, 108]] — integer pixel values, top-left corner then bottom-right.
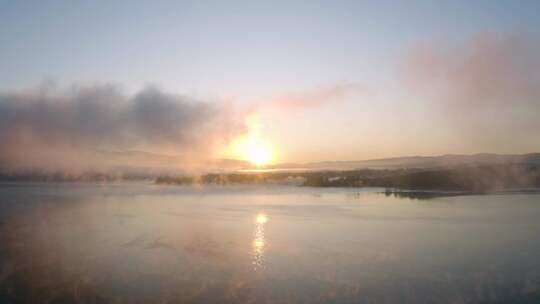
[[402, 32, 540, 150]]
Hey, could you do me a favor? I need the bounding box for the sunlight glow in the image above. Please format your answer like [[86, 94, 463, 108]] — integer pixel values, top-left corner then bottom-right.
[[245, 138, 272, 166], [222, 115, 277, 167]]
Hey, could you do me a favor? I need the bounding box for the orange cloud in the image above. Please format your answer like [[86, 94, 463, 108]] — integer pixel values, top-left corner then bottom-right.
[[248, 82, 372, 114]]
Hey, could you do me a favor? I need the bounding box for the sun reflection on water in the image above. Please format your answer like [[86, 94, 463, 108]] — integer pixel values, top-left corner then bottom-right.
[[252, 213, 268, 271]]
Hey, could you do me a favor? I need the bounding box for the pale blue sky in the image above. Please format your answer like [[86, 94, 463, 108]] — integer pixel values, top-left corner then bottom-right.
[[1, 1, 540, 161], [2, 0, 538, 94]]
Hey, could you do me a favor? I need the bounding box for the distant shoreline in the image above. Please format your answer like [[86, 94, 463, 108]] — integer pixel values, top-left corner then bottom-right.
[[155, 163, 540, 193], [2, 162, 540, 196], [376, 188, 540, 199]]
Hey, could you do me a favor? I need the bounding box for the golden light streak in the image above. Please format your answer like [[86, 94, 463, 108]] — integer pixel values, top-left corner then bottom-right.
[[252, 212, 268, 271]]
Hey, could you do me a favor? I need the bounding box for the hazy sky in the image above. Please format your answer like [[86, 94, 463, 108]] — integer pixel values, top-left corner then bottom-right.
[[1, 0, 540, 164]]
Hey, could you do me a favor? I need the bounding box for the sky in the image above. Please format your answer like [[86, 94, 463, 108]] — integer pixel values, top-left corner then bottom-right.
[[1, 0, 540, 167]]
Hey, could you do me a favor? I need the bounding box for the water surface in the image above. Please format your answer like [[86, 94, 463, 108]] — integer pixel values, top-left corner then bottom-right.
[[1, 183, 539, 303]]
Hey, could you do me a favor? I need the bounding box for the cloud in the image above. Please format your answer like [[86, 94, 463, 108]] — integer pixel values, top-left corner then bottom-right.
[[0, 84, 240, 171], [249, 82, 371, 113], [401, 32, 540, 147]]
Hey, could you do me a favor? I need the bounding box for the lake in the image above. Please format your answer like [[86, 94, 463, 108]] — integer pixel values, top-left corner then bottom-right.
[[1, 182, 539, 303]]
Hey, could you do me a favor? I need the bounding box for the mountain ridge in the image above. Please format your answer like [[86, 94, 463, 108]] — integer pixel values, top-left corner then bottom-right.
[[269, 153, 540, 171]]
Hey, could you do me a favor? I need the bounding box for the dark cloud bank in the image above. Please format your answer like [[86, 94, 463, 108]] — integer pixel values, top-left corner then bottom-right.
[[0, 85, 239, 172]]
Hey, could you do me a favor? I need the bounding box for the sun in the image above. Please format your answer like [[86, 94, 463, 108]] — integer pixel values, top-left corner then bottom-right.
[[221, 114, 277, 167], [244, 137, 273, 167]]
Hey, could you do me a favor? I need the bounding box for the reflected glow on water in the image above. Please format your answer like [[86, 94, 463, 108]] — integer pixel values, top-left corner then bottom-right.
[[255, 213, 268, 225], [252, 213, 268, 271]]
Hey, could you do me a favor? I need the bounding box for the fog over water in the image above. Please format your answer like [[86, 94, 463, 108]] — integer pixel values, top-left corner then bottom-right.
[[1, 183, 540, 303]]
